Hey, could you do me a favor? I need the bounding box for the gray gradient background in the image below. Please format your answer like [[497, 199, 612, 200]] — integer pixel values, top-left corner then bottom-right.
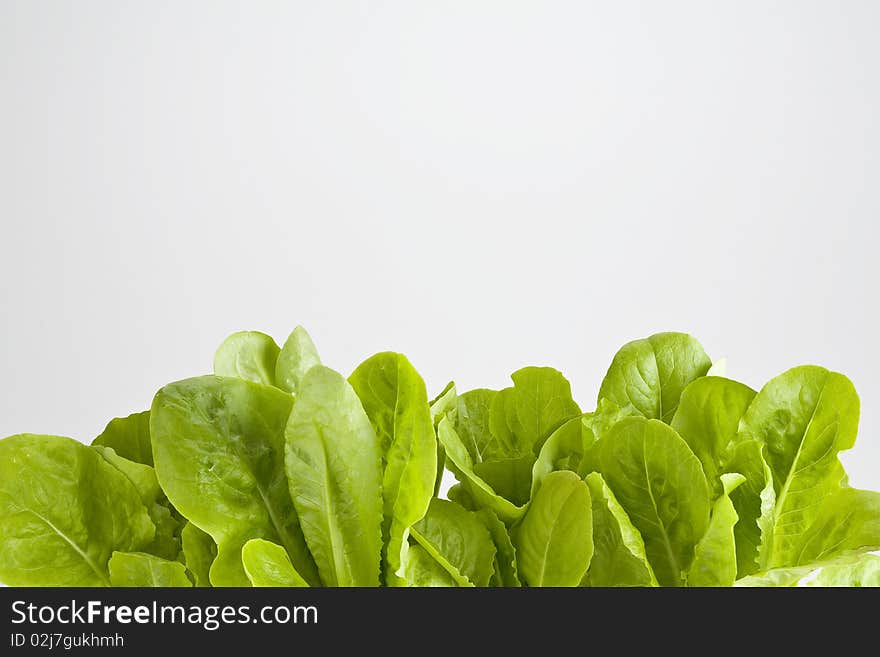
[[1, 2, 878, 489]]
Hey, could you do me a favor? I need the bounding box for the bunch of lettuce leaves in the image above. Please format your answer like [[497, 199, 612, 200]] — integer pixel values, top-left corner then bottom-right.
[[1, 329, 878, 587]]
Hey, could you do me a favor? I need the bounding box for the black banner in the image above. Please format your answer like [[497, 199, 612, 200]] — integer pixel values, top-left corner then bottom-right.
[[0, 587, 864, 652]]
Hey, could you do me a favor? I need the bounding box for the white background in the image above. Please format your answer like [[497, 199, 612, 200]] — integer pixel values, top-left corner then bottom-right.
[[1, 2, 878, 489]]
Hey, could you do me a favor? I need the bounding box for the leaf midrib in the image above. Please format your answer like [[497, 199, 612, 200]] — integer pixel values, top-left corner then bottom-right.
[[27, 509, 110, 586]]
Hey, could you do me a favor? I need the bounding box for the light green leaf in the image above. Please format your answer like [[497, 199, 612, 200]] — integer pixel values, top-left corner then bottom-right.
[[429, 381, 457, 425], [455, 389, 498, 461], [92, 411, 153, 466], [722, 439, 774, 576], [410, 499, 496, 587], [795, 487, 880, 563], [436, 418, 524, 522], [446, 483, 478, 511], [476, 509, 520, 587], [213, 331, 280, 386], [473, 454, 533, 506], [109, 551, 192, 587], [349, 352, 437, 586], [180, 522, 216, 587], [597, 332, 712, 423], [687, 473, 746, 587], [738, 366, 860, 569], [670, 377, 756, 496], [402, 544, 458, 587], [489, 367, 581, 457], [514, 471, 593, 587], [274, 326, 321, 394], [531, 415, 592, 500], [241, 538, 309, 587], [0, 434, 155, 587], [584, 472, 657, 587], [735, 552, 875, 587], [151, 376, 317, 586], [92, 446, 181, 561], [285, 365, 383, 587], [807, 553, 880, 587], [597, 417, 710, 586]]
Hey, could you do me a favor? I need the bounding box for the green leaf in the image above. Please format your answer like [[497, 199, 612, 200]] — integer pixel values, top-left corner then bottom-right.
[[150, 376, 317, 586], [687, 473, 746, 587], [108, 551, 192, 587], [0, 434, 155, 586], [473, 454, 534, 506], [598, 332, 712, 423], [92, 411, 153, 466], [92, 446, 181, 561], [241, 538, 309, 587], [410, 499, 496, 587], [597, 417, 710, 586], [722, 439, 774, 577], [274, 326, 321, 394], [584, 472, 657, 587], [180, 522, 216, 587], [454, 389, 498, 461], [285, 365, 383, 587], [795, 487, 880, 563], [402, 544, 458, 587], [429, 381, 457, 425], [514, 471, 592, 587], [739, 366, 860, 569], [489, 367, 581, 457], [476, 509, 520, 587], [213, 331, 280, 386], [670, 377, 756, 496], [531, 415, 592, 499], [807, 553, 880, 587], [429, 383, 456, 498], [735, 552, 877, 587], [349, 352, 437, 586], [436, 417, 524, 522], [446, 483, 478, 511]]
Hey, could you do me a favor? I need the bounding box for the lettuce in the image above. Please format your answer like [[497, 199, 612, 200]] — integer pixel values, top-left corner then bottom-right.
[[1, 328, 878, 587]]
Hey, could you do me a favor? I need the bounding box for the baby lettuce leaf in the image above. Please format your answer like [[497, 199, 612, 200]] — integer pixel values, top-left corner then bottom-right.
[[108, 552, 192, 587], [476, 509, 520, 586], [92, 446, 180, 561], [410, 499, 496, 587], [213, 331, 280, 386], [0, 434, 155, 586], [436, 417, 523, 522], [150, 376, 317, 586], [403, 544, 458, 587], [428, 381, 456, 496], [92, 411, 153, 466], [687, 473, 746, 587], [597, 332, 712, 424], [584, 473, 656, 587], [738, 366, 860, 569], [793, 487, 880, 563], [489, 367, 581, 458], [241, 538, 309, 587], [285, 366, 383, 587], [531, 415, 593, 499], [180, 522, 216, 587], [514, 471, 593, 587], [597, 418, 710, 586], [735, 551, 878, 587], [274, 326, 321, 394], [721, 439, 775, 577], [349, 352, 437, 586], [806, 553, 880, 587], [671, 377, 756, 496]]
